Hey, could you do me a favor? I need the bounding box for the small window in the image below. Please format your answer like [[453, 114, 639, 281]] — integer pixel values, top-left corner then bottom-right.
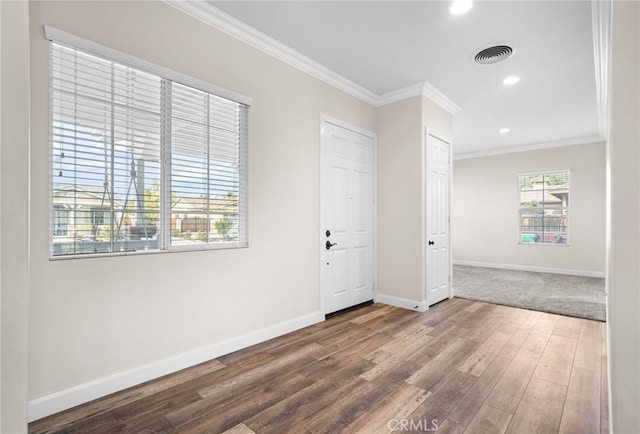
[[518, 170, 569, 245], [48, 35, 249, 258]]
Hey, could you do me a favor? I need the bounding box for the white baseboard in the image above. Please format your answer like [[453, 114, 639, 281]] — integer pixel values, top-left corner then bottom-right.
[[375, 294, 428, 312], [453, 260, 606, 278], [28, 310, 324, 422]]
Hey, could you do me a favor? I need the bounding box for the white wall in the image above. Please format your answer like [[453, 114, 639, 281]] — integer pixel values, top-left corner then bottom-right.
[[452, 142, 606, 276], [422, 96, 454, 141], [376, 96, 453, 309], [377, 97, 423, 305], [607, 1, 640, 432], [0, 0, 31, 431], [28, 0, 375, 417]]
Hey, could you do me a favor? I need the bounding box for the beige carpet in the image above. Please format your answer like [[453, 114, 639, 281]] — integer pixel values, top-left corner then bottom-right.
[[453, 265, 606, 321]]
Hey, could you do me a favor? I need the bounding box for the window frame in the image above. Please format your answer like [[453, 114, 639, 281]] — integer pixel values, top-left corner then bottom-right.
[[45, 26, 251, 260], [517, 169, 571, 246]]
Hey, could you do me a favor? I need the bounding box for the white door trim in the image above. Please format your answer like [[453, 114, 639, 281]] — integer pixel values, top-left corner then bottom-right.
[[320, 114, 377, 315], [424, 128, 453, 306]]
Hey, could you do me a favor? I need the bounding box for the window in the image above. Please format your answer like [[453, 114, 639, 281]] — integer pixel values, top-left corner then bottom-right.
[[518, 170, 569, 245], [47, 28, 249, 258]]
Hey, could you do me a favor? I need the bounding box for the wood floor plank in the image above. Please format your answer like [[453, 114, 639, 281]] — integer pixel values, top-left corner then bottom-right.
[[574, 328, 602, 373], [309, 325, 376, 360], [105, 409, 177, 434], [358, 307, 419, 334], [378, 310, 428, 337], [552, 315, 583, 339], [349, 304, 396, 324], [505, 378, 567, 434], [197, 343, 321, 398], [497, 315, 538, 360], [35, 411, 120, 434], [165, 354, 316, 429], [423, 308, 473, 336], [533, 334, 578, 386], [464, 301, 485, 312], [326, 303, 387, 322], [216, 326, 318, 365], [421, 370, 477, 414], [312, 332, 395, 369], [245, 375, 364, 434], [310, 327, 393, 360], [359, 357, 421, 387], [265, 321, 352, 357], [109, 391, 202, 432], [173, 372, 314, 433], [314, 321, 369, 346], [581, 318, 603, 334], [404, 399, 449, 433], [420, 298, 471, 329], [458, 330, 512, 377], [363, 326, 434, 365], [433, 419, 466, 434], [464, 404, 512, 434], [447, 356, 511, 427], [559, 366, 600, 434], [404, 325, 468, 366], [221, 423, 256, 434], [296, 350, 376, 383], [456, 303, 497, 329], [406, 337, 480, 392], [340, 383, 429, 433], [461, 312, 508, 343], [303, 378, 392, 434], [484, 317, 552, 414]]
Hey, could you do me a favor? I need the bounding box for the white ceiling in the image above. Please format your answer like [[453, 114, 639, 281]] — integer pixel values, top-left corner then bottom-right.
[[208, 1, 602, 156]]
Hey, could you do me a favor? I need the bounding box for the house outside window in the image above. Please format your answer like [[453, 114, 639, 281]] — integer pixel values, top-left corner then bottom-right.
[[518, 170, 570, 245]]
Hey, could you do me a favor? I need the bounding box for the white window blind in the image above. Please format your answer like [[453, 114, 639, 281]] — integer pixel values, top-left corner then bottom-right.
[[48, 32, 249, 258], [518, 170, 570, 245], [169, 82, 248, 245]]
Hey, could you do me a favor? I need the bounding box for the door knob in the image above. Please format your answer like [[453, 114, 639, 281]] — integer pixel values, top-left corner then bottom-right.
[[428, 240, 435, 246], [326, 240, 338, 250]]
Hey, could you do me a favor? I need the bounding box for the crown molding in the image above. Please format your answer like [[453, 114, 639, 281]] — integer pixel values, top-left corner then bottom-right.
[[165, 0, 378, 105], [164, 0, 459, 112], [375, 82, 426, 107], [453, 135, 605, 160], [421, 81, 461, 114], [376, 82, 461, 114], [591, 0, 611, 138]]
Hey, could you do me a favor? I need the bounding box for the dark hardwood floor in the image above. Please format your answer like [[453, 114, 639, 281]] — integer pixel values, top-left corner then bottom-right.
[[29, 298, 608, 433]]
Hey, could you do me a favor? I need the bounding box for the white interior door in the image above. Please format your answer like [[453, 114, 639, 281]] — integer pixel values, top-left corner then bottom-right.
[[321, 119, 375, 315], [426, 131, 452, 306]]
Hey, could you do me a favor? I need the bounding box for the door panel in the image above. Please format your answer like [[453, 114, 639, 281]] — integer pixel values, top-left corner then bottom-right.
[[426, 132, 452, 306], [321, 120, 375, 314], [331, 166, 349, 231]]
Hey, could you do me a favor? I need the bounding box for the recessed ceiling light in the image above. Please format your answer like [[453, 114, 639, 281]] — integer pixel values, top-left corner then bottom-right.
[[450, 0, 473, 15], [499, 128, 510, 134], [503, 75, 520, 85]]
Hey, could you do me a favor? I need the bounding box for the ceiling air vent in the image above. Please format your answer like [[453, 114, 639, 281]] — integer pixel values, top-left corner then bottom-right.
[[474, 45, 514, 65]]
